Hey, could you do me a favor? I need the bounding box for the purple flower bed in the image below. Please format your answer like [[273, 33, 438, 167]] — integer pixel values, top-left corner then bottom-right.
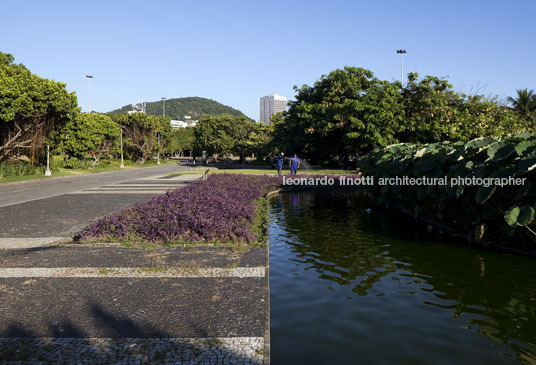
[[78, 174, 281, 243]]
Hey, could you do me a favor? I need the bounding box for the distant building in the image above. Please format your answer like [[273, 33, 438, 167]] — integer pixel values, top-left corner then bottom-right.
[[127, 102, 146, 114], [260, 93, 286, 124], [170, 119, 198, 129]]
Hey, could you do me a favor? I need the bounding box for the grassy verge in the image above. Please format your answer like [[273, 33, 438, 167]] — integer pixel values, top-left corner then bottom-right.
[[168, 166, 349, 176], [0, 159, 176, 184]]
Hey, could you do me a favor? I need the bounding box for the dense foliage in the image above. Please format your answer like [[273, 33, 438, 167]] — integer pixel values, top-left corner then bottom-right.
[[109, 97, 251, 121], [0, 51, 78, 163], [357, 134, 536, 248], [274, 67, 531, 164], [109, 113, 172, 163], [167, 126, 194, 156], [78, 174, 281, 243], [193, 114, 272, 161], [52, 114, 120, 165]]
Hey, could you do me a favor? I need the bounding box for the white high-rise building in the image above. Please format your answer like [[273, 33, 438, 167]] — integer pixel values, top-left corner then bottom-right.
[[260, 93, 287, 124]]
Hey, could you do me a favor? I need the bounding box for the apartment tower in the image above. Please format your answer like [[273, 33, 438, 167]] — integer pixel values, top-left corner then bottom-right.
[[259, 93, 287, 124]]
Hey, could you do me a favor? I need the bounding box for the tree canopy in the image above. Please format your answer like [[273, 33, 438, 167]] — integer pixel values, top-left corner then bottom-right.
[[271, 67, 531, 163], [0, 51, 78, 162]]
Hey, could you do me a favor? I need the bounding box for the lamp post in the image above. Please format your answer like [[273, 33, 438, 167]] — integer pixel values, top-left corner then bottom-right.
[[161, 97, 166, 116], [157, 132, 161, 165], [44, 145, 51, 176], [120, 126, 124, 168], [396, 49, 407, 87], [85, 75, 93, 113]]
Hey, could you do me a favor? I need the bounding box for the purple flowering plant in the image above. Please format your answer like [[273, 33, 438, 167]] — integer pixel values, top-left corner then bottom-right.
[[77, 174, 281, 245]]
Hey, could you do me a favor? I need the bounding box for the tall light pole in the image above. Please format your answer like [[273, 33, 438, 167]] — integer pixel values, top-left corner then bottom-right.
[[396, 49, 407, 87], [120, 126, 124, 168], [85, 75, 93, 113], [44, 145, 51, 176], [157, 132, 161, 165], [161, 97, 166, 116]]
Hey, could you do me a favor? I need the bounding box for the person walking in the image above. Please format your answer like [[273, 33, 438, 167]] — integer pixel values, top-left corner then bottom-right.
[[277, 152, 284, 176], [289, 153, 300, 175]]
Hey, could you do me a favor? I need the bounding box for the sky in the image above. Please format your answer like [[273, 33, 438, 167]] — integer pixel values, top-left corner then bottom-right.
[[2, 0, 536, 120]]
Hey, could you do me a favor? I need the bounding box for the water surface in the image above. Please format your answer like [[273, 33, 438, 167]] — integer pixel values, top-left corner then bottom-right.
[[269, 190, 536, 364]]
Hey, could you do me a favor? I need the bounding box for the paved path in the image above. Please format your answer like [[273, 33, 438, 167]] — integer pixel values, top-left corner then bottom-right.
[[0, 168, 199, 248], [0, 164, 187, 208], [0, 167, 269, 364]]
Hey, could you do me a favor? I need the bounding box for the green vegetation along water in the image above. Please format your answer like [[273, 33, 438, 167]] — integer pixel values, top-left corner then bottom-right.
[[269, 190, 536, 364]]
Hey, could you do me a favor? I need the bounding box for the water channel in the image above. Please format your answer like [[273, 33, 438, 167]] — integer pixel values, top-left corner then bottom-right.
[[269, 190, 536, 364]]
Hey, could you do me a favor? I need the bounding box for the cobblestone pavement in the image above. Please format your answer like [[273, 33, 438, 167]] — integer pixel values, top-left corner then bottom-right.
[[0, 172, 269, 364], [0, 337, 264, 364]]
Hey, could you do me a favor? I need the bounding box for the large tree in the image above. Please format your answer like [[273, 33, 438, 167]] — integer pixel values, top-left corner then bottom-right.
[[193, 114, 253, 160], [109, 113, 172, 163], [53, 114, 121, 165], [0, 51, 78, 163], [277, 67, 404, 162], [507, 88, 536, 125]]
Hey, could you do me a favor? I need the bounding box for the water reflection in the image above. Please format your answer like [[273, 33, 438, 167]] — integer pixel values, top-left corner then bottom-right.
[[270, 190, 536, 364]]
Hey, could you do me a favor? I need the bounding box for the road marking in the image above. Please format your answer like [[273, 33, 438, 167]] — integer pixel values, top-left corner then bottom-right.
[[69, 190, 171, 194], [0, 267, 265, 278], [0, 237, 67, 249]]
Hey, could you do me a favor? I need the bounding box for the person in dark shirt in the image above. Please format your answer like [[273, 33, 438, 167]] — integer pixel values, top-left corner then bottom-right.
[[289, 153, 300, 175], [277, 152, 284, 176]]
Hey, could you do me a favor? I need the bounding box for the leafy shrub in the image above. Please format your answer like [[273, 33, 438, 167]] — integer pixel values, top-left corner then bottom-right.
[[62, 157, 93, 169], [0, 161, 42, 177], [78, 174, 281, 244], [357, 134, 536, 247]]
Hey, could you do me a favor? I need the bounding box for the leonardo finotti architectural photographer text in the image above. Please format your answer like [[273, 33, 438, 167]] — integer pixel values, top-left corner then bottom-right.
[[282, 175, 527, 187]]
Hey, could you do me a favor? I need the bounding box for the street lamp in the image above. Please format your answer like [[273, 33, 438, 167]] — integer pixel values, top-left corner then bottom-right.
[[396, 49, 407, 87], [85, 75, 93, 113], [120, 126, 125, 168], [161, 97, 166, 117], [44, 145, 51, 176], [157, 132, 161, 165]]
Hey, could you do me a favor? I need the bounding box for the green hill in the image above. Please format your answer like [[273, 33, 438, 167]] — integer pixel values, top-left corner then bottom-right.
[[109, 97, 251, 121]]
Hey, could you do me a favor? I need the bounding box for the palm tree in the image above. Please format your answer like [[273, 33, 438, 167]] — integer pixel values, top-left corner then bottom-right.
[[507, 88, 536, 119]]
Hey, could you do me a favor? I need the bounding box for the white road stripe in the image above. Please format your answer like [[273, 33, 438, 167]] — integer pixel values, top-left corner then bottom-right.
[[0, 237, 67, 249], [0, 267, 265, 278], [69, 190, 170, 194]]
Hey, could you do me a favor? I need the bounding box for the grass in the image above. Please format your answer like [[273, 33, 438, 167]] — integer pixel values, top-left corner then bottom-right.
[[168, 166, 351, 176], [0, 159, 177, 184]]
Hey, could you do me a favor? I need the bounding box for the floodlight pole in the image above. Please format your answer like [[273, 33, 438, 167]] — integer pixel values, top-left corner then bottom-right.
[[396, 49, 407, 87], [120, 126, 124, 168], [44, 145, 51, 176], [85, 75, 93, 113], [157, 132, 161, 165], [161, 97, 166, 116]]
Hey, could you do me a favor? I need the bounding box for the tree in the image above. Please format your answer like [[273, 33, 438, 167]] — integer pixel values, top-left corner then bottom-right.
[[507, 89, 536, 125], [53, 114, 120, 165], [276, 67, 404, 162], [0, 52, 78, 163], [398, 73, 463, 143], [109, 113, 172, 163], [167, 127, 194, 156], [193, 114, 254, 160], [246, 121, 274, 160]]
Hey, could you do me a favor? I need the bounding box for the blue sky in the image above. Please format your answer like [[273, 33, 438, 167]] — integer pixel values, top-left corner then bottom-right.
[[2, 0, 535, 120]]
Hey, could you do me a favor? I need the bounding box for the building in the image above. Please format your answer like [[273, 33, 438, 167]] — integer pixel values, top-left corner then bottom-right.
[[260, 93, 287, 124], [170, 118, 198, 129]]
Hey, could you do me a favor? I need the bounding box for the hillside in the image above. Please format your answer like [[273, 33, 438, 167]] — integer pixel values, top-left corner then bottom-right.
[[109, 97, 251, 120]]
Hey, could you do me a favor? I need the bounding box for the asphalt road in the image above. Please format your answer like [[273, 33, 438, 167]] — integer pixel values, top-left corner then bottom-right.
[[0, 163, 188, 208]]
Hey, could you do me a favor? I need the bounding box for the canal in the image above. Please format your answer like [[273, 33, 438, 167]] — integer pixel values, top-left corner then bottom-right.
[[269, 190, 536, 364]]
